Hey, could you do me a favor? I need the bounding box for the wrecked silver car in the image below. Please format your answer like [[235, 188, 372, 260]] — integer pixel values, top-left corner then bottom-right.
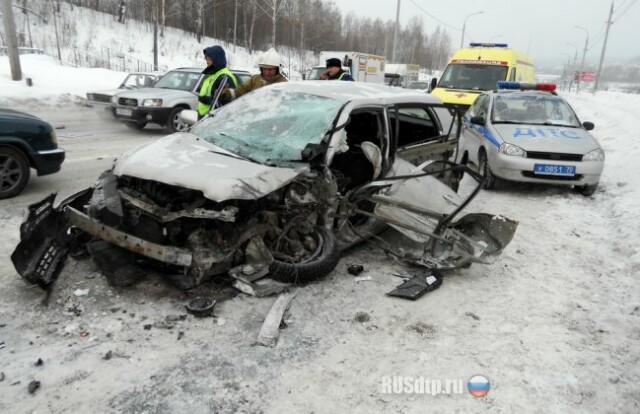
[[11, 82, 517, 291]]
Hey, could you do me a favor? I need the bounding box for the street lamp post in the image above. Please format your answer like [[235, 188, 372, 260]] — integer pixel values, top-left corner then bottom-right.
[[574, 26, 589, 93], [460, 11, 483, 48], [566, 43, 578, 64], [561, 53, 572, 91]]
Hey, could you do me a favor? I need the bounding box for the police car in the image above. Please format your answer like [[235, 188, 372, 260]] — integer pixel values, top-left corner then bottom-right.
[[456, 82, 604, 196]]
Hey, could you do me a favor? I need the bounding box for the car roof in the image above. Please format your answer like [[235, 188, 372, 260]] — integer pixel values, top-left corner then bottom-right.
[[487, 89, 561, 99], [127, 71, 163, 76], [267, 81, 444, 105], [169, 67, 251, 74]]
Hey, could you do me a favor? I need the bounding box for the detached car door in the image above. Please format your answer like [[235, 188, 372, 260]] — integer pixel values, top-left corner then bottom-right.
[[339, 102, 516, 270]]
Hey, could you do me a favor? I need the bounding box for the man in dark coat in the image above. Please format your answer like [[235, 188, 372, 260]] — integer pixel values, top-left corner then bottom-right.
[[320, 57, 355, 81]]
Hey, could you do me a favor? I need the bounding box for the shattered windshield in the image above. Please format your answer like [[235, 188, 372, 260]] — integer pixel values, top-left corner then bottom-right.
[[491, 94, 582, 127], [191, 87, 346, 166], [438, 64, 508, 91]]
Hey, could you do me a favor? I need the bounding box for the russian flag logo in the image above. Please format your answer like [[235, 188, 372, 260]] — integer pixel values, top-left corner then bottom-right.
[[467, 375, 490, 397]]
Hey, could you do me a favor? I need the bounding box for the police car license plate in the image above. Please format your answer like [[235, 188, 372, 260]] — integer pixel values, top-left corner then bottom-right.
[[116, 108, 132, 117], [533, 164, 576, 176]]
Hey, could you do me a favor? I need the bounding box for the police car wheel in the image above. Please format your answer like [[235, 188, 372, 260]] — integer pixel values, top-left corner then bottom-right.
[[478, 150, 496, 190], [576, 183, 598, 197]]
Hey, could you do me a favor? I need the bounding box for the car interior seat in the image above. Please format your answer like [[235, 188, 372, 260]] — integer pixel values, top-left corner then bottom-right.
[[331, 112, 381, 191], [494, 101, 509, 119]]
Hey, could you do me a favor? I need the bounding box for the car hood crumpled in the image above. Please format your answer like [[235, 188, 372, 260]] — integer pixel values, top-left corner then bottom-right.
[[113, 132, 306, 202], [494, 124, 600, 154]]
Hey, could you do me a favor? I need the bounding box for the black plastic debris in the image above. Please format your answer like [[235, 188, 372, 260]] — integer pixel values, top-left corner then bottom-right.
[[386, 271, 443, 300], [28, 380, 41, 394], [0, 371, 5, 382], [185, 297, 216, 317], [87, 240, 145, 287], [347, 264, 364, 276], [103, 350, 113, 360], [177, 331, 185, 341], [34, 358, 44, 367], [465, 311, 481, 320], [354, 311, 370, 323]]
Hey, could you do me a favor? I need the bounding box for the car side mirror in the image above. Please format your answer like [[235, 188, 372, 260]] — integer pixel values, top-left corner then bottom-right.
[[583, 121, 595, 131], [470, 115, 486, 126], [180, 109, 199, 126], [429, 77, 438, 92]]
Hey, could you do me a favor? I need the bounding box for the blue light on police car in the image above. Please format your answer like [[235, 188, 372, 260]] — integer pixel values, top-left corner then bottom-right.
[[497, 82, 557, 91], [469, 43, 509, 48], [497, 81, 521, 89]]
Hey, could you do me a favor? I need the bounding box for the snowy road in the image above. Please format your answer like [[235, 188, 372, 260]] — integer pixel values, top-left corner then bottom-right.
[[0, 94, 638, 413]]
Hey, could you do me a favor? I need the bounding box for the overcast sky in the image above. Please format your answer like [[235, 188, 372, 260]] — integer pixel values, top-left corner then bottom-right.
[[331, 0, 639, 66]]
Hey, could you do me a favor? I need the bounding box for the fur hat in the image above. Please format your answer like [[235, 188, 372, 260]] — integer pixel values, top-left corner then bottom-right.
[[326, 58, 342, 68]]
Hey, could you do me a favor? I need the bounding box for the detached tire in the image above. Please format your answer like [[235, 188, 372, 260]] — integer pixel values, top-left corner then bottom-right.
[[0, 146, 30, 199], [269, 226, 340, 284]]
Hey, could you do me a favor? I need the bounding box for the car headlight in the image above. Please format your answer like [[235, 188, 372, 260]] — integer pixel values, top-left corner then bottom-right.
[[50, 129, 57, 145], [582, 148, 604, 161], [498, 143, 526, 157], [141, 99, 163, 107], [111, 95, 118, 104]]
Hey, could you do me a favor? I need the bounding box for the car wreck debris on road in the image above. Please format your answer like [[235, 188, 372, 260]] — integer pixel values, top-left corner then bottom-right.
[[11, 82, 517, 298]]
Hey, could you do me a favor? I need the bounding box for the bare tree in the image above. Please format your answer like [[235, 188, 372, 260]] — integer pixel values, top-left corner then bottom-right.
[[255, 0, 288, 47]]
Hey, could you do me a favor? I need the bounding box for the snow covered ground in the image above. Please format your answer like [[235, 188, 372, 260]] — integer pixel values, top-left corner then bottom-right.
[[2, 16, 640, 414]]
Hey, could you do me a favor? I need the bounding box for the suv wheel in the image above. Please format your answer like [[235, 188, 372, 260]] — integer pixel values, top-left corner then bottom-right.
[[125, 120, 147, 130], [0, 147, 31, 199], [167, 107, 188, 132]]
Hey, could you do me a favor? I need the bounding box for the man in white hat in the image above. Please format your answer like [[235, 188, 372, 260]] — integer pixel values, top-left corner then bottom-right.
[[225, 48, 288, 100]]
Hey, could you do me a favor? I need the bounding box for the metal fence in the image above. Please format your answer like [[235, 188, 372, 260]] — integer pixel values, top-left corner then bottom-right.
[[5, 40, 166, 73], [0, 47, 45, 56], [57, 46, 163, 73]]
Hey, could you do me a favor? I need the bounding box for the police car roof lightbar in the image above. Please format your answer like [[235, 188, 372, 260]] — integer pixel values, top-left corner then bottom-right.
[[497, 81, 557, 91], [469, 43, 509, 48]]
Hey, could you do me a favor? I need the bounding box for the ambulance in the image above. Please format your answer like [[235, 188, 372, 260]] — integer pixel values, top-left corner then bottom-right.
[[431, 43, 535, 112]]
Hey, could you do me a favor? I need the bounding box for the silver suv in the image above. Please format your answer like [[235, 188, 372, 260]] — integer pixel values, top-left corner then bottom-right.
[[112, 68, 251, 132]]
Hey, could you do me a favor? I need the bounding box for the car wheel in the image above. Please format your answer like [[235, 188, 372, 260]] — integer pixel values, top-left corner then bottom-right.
[[269, 226, 340, 284], [167, 107, 188, 133], [478, 149, 497, 189], [0, 146, 31, 199], [576, 183, 598, 196], [125, 120, 147, 130]]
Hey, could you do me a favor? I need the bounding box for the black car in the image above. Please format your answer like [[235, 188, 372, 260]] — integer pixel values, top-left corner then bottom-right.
[[0, 108, 65, 199]]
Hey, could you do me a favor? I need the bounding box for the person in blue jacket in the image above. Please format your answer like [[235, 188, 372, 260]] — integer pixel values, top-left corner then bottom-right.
[[320, 58, 355, 81], [197, 45, 239, 118]]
